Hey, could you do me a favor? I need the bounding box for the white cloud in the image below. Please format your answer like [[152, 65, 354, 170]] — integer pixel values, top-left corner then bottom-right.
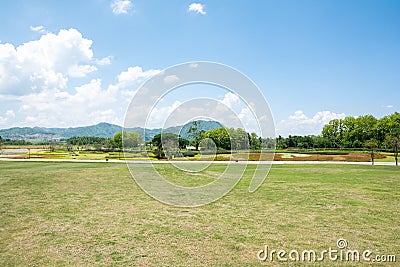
[[163, 75, 180, 84], [147, 100, 182, 128], [220, 92, 240, 108], [188, 3, 206, 15], [277, 110, 346, 136], [0, 110, 16, 127], [95, 56, 112, 66], [30, 25, 47, 34], [0, 28, 99, 95], [386, 105, 393, 108], [238, 107, 259, 134], [68, 64, 98, 77], [5, 110, 15, 118], [114, 66, 160, 89], [13, 66, 161, 127], [111, 0, 133, 14], [0, 28, 166, 128], [143, 93, 260, 133], [16, 79, 119, 127]]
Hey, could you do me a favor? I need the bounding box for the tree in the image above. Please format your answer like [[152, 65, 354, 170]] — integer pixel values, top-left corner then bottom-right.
[[384, 132, 400, 167], [178, 137, 190, 149], [321, 119, 345, 148], [151, 133, 182, 159], [204, 128, 231, 150], [354, 115, 378, 146], [364, 140, 378, 165], [249, 132, 261, 150], [0, 136, 3, 154], [276, 135, 288, 149], [341, 116, 357, 148], [113, 132, 123, 150], [261, 137, 276, 150], [227, 128, 249, 150], [187, 121, 205, 150], [376, 112, 400, 145], [123, 132, 142, 149]]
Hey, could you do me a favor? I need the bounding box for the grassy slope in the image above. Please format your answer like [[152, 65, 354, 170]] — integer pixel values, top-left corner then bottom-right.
[[0, 162, 399, 266]]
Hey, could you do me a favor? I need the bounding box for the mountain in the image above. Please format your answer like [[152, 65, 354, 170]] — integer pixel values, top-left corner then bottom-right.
[[180, 120, 223, 140], [127, 120, 223, 141], [0, 122, 123, 141], [0, 120, 223, 141]]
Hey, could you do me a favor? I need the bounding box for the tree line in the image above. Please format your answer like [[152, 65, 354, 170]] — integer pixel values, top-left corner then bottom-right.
[[64, 132, 142, 151], [1, 112, 398, 164]]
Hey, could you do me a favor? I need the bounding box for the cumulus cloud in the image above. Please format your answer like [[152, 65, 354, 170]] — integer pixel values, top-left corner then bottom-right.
[[147, 100, 182, 128], [142, 92, 263, 134], [68, 64, 98, 77], [277, 110, 346, 136], [16, 79, 119, 127], [220, 92, 240, 108], [0, 110, 16, 127], [163, 75, 180, 84], [5, 110, 15, 118], [188, 3, 206, 15], [107, 66, 160, 100], [10, 64, 158, 128], [0, 28, 98, 96], [95, 56, 112, 66], [0, 27, 165, 128], [237, 107, 260, 134], [117, 66, 159, 87], [111, 0, 133, 14]]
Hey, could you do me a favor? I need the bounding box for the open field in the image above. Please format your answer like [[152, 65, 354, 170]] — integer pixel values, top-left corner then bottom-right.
[[0, 162, 399, 266]]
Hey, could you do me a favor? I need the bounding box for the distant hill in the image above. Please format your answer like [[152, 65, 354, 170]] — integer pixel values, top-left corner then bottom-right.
[[128, 120, 223, 141], [0, 122, 123, 141], [0, 120, 223, 141]]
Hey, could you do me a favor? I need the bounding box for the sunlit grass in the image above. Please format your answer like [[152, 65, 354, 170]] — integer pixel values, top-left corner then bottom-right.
[[0, 162, 399, 266]]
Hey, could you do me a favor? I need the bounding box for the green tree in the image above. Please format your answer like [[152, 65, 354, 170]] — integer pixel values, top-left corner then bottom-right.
[[375, 112, 400, 145], [364, 140, 378, 166], [150, 133, 184, 159], [187, 121, 205, 150], [227, 128, 249, 150], [384, 134, 400, 166], [204, 128, 231, 150], [249, 132, 261, 150], [321, 119, 345, 148], [354, 115, 378, 146], [123, 132, 142, 149], [113, 132, 123, 150], [178, 137, 190, 149], [276, 135, 288, 149], [341, 116, 357, 148], [261, 137, 276, 150]]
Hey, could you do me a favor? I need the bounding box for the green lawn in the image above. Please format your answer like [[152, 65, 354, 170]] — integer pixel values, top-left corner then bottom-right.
[[0, 162, 399, 266]]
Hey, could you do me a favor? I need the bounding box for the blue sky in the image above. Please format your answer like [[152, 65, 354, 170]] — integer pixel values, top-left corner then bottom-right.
[[0, 0, 399, 136]]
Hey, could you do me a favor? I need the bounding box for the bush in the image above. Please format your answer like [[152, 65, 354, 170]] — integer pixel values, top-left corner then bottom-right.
[[183, 151, 196, 157]]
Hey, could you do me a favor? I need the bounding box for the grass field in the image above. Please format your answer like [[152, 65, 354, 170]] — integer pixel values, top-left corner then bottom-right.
[[0, 162, 399, 266]]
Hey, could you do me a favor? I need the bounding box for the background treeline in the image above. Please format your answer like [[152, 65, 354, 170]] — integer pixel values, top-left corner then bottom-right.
[[321, 112, 399, 149], [1, 112, 398, 152], [64, 132, 142, 151], [277, 112, 400, 149]]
